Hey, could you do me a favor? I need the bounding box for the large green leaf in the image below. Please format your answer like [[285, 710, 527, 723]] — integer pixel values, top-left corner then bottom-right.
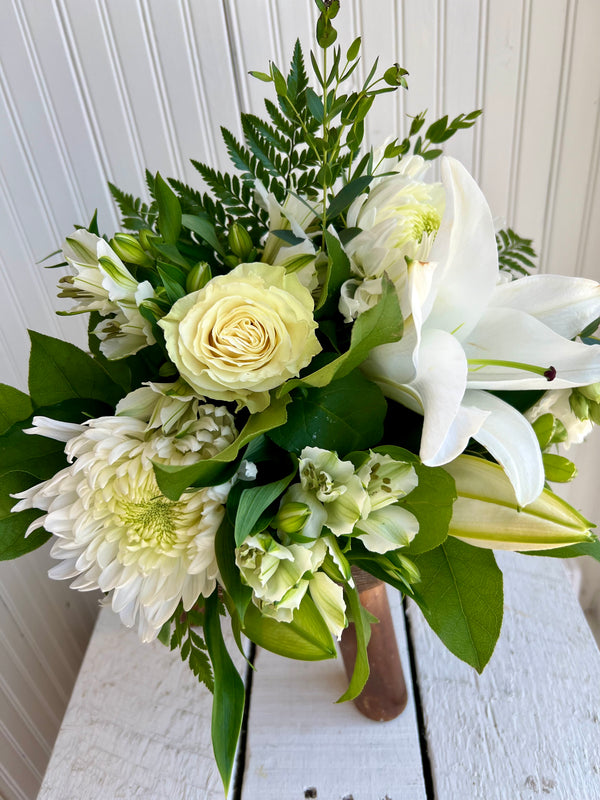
[[234, 467, 296, 547], [204, 592, 245, 796], [155, 172, 182, 245], [0, 385, 33, 436], [374, 446, 457, 554], [154, 394, 290, 501], [241, 594, 336, 660], [279, 277, 402, 395], [0, 509, 49, 560], [525, 538, 600, 561], [28, 331, 122, 408], [0, 471, 39, 517], [215, 516, 252, 622], [270, 370, 386, 456], [336, 584, 370, 703], [0, 424, 67, 481], [412, 537, 503, 672]]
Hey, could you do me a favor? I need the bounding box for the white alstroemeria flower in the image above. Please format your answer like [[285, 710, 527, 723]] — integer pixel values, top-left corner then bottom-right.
[[364, 157, 600, 506], [235, 534, 346, 638], [58, 229, 156, 359], [12, 407, 237, 642]]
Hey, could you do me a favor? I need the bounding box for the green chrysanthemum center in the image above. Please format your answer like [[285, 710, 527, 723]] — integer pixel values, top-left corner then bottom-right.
[[120, 495, 183, 552]]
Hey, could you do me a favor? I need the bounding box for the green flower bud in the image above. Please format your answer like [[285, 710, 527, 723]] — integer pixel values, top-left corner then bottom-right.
[[273, 501, 311, 535], [185, 262, 211, 293], [579, 382, 600, 403], [110, 233, 153, 267], [228, 222, 254, 259], [138, 228, 156, 251], [223, 254, 240, 269], [589, 400, 600, 426], [569, 389, 590, 421], [395, 553, 421, 585]]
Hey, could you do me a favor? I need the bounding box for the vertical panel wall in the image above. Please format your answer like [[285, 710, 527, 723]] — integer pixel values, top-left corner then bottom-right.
[[0, 1, 599, 797]]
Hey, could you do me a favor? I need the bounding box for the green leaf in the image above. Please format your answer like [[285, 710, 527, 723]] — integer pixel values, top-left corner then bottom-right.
[[154, 394, 290, 500], [0, 385, 33, 436], [306, 87, 324, 123], [204, 591, 245, 796], [326, 175, 372, 219], [234, 467, 297, 547], [241, 594, 336, 660], [346, 36, 361, 61], [412, 538, 503, 672], [0, 471, 39, 517], [155, 172, 182, 245], [0, 509, 50, 560], [157, 263, 187, 304], [336, 584, 370, 702], [315, 231, 352, 314], [281, 276, 402, 394], [215, 515, 252, 622], [181, 213, 225, 256], [270, 370, 386, 456], [0, 424, 66, 481], [249, 70, 272, 83], [524, 538, 600, 561], [28, 331, 122, 409]]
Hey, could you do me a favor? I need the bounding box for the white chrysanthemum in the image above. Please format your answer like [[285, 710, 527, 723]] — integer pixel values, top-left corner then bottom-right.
[[12, 405, 237, 642]]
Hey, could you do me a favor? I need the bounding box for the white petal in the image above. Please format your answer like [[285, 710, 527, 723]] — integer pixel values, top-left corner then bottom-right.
[[308, 572, 346, 640], [463, 389, 544, 506], [465, 307, 600, 389], [355, 505, 419, 554], [425, 157, 498, 340], [490, 274, 600, 339]]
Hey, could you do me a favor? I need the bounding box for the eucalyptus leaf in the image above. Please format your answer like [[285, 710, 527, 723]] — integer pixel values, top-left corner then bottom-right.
[[0, 385, 33, 436], [412, 538, 503, 672], [204, 591, 245, 796], [28, 331, 122, 409], [326, 175, 372, 219]]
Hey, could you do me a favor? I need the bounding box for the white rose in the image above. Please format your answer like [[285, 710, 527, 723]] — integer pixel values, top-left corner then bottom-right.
[[159, 263, 321, 412]]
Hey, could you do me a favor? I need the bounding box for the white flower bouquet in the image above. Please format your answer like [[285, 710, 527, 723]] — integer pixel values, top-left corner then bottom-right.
[[2, 1, 600, 790]]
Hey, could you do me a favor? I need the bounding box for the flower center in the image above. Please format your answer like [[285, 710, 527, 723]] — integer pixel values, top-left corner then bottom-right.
[[120, 495, 183, 553]]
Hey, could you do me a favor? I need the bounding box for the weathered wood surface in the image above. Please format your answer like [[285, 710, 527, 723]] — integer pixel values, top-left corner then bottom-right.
[[37, 608, 247, 800], [240, 587, 427, 800], [406, 551, 600, 800]]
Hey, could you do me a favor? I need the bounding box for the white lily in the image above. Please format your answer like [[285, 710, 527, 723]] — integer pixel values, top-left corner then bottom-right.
[[364, 157, 600, 506]]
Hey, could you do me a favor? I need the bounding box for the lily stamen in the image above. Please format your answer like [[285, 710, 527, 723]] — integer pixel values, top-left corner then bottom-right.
[[468, 359, 557, 381]]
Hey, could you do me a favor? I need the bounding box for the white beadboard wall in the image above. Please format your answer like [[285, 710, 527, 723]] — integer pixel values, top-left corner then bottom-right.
[[0, 1, 599, 798]]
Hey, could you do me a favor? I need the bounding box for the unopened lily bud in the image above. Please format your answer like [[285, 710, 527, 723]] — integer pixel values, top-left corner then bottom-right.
[[445, 455, 594, 551], [273, 501, 311, 535], [569, 389, 590, 421], [110, 233, 153, 267], [579, 382, 600, 404], [185, 262, 210, 293], [228, 222, 253, 259], [223, 254, 240, 269]]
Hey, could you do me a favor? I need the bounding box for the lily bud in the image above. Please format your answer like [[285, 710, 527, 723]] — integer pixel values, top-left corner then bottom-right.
[[110, 233, 153, 267], [185, 262, 210, 293], [444, 455, 594, 551], [138, 228, 156, 251], [228, 222, 253, 260], [273, 501, 311, 534]]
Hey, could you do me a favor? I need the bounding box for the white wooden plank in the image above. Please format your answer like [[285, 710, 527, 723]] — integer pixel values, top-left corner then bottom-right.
[[240, 586, 427, 800], [407, 550, 600, 799], [38, 606, 249, 800]]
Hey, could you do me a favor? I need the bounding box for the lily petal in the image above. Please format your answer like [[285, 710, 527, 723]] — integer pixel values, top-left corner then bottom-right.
[[464, 389, 544, 506], [425, 157, 498, 340], [465, 307, 600, 389], [490, 274, 600, 339]]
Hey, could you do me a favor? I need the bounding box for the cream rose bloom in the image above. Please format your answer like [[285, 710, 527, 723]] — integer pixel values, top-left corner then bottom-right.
[[159, 262, 321, 412]]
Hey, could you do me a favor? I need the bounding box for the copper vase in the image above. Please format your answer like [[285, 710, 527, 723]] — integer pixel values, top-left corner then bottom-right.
[[339, 568, 408, 721]]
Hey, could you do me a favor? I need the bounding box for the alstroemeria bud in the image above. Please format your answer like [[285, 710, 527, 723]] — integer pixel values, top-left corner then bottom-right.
[[110, 233, 153, 267], [445, 455, 594, 551], [185, 262, 210, 293], [569, 389, 590, 421], [273, 501, 311, 534], [579, 382, 600, 403], [228, 222, 253, 259]]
